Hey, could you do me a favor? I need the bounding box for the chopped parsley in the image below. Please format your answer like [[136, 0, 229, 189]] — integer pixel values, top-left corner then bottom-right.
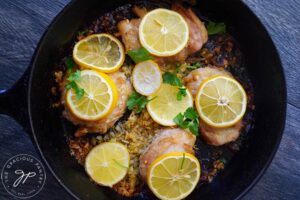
[[220, 158, 227, 164], [180, 153, 186, 170], [207, 21, 226, 35], [66, 70, 85, 100], [163, 72, 182, 87], [65, 57, 75, 71], [163, 72, 187, 101], [78, 29, 89, 36], [67, 70, 81, 81], [173, 107, 200, 136], [187, 63, 203, 70], [126, 91, 152, 113], [127, 47, 153, 64], [113, 159, 128, 170], [177, 87, 187, 101]]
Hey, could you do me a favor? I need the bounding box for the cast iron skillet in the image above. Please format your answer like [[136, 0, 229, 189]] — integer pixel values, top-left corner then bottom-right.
[[0, 0, 286, 199]]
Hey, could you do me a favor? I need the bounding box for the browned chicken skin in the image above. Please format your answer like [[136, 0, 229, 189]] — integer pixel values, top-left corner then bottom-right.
[[200, 120, 243, 146], [139, 128, 196, 180], [171, 4, 208, 60], [183, 67, 243, 146], [63, 72, 132, 136], [183, 67, 231, 97], [117, 5, 208, 62], [117, 19, 141, 52]]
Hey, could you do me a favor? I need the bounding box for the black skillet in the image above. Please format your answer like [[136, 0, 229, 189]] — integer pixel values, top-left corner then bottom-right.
[[0, 0, 286, 199]]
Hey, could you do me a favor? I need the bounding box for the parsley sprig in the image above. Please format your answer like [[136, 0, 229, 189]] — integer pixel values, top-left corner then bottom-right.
[[66, 70, 85, 100], [187, 63, 203, 70], [65, 57, 75, 71], [128, 47, 153, 64], [126, 91, 153, 113], [162, 72, 187, 101], [78, 29, 89, 37], [207, 21, 226, 35], [173, 107, 199, 136]]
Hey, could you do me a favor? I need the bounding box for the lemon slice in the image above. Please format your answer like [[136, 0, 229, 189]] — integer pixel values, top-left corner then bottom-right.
[[66, 70, 118, 121], [85, 142, 129, 187], [147, 83, 193, 126], [132, 60, 162, 96], [139, 8, 189, 57], [195, 75, 247, 128], [73, 34, 125, 73], [147, 152, 200, 200]]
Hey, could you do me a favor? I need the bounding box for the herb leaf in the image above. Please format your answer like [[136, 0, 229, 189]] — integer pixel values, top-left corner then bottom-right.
[[163, 72, 182, 87], [173, 113, 184, 126], [180, 153, 186, 170], [78, 29, 89, 36], [126, 91, 150, 113], [177, 87, 187, 101], [220, 158, 227, 164], [173, 107, 199, 136], [207, 21, 226, 35], [184, 107, 199, 120], [163, 72, 187, 101], [66, 81, 76, 90], [67, 70, 81, 81], [65, 57, 75, 71], [187, 63, 203, 70], [188, 121, 199, 136], [113, 159, 128, 170], [126, 91, 140, 110], [74, 86, 85, 100], [66, 70, 85, 100], [128, 47, 153, 64]]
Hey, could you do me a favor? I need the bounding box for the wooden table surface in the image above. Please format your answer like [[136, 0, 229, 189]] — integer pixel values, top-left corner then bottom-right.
[[0, 0, 299, 199]]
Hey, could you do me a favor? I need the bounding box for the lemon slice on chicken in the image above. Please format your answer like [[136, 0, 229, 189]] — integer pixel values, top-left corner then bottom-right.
[[139, 9, 189, 57], [66, 70, 118, 121], [147, 152, 201, 200], [73, 34, 125, 73], [195, 75, 247, 128]]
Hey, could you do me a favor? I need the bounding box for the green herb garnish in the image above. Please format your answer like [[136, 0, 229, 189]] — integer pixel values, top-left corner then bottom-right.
[[78, 29, 89, 36], [65, 57, 75, 71], [207, 21, 226, 35], [67, 70, 81, 81], [66, 70, 85, 100], [126, 91, 152, 113], [177, 87, 187, 101], [184, 107, 199, 120], [163, 72, 182, 87], [175, 63, 181, 73], [113, 159, 128, 170], [128, 47, 153, 64], [180, 153, 186, 170], [220, 158, 227, 164], [187, 63, 203, 70], [163, 72, 187, 101], [173, 107, 199, 136]]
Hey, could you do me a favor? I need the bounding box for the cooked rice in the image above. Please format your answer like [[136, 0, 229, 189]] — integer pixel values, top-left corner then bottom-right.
[[69, 109, 162, 196]]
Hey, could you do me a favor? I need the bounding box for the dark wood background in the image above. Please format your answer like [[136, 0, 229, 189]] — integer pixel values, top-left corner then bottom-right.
[[0, 0, 299, 199]]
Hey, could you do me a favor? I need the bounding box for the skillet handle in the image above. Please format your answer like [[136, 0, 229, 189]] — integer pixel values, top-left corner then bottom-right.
[[0, 69, 31, 132]]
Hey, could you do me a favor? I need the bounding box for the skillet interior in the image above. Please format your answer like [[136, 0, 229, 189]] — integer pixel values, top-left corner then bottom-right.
[[28, 0, 286, 199]]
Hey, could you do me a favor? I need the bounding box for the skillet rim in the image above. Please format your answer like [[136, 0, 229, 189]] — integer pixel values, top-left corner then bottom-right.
[[26, 0, 287, 199]]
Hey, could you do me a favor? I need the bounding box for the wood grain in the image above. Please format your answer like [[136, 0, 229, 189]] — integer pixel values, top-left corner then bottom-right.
[[244, 0, 300, 109], [0, 0, 299, 199]]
